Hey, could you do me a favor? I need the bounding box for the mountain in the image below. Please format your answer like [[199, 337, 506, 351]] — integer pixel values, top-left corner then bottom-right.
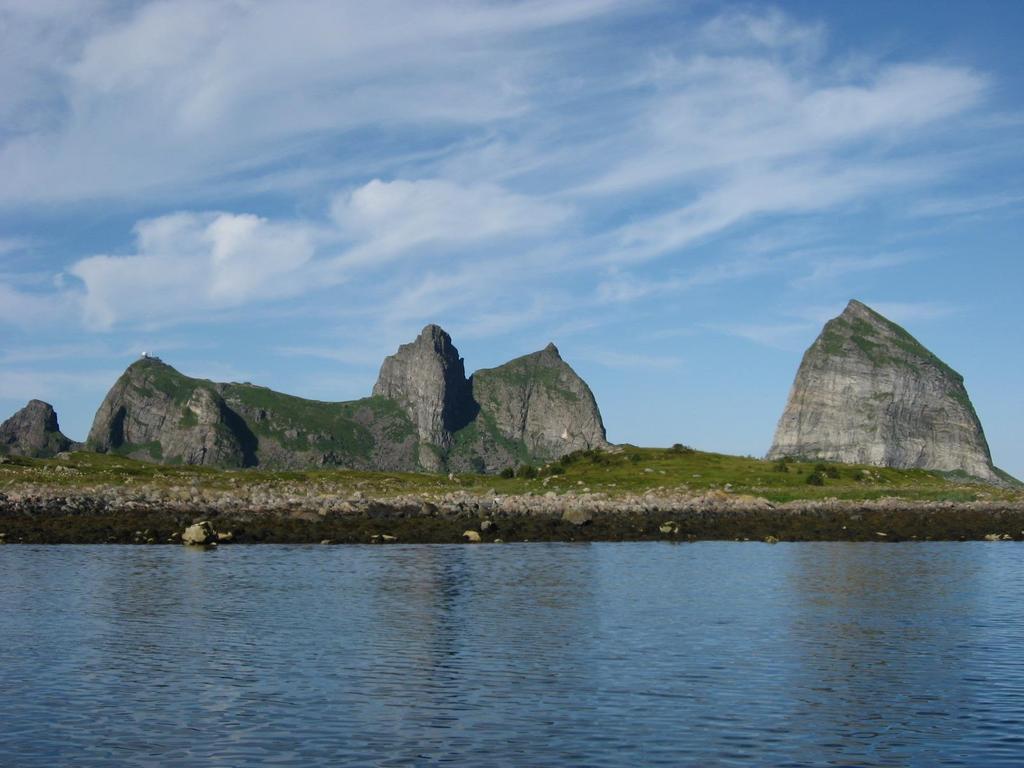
[[87, 357, 418, 470], [86, 327, 608, 472], [0, 400, 78, 458], [768, 299, 1001, 483]]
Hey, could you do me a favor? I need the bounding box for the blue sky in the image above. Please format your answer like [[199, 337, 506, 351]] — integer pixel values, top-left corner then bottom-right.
[[1, 0, 1022, 477]]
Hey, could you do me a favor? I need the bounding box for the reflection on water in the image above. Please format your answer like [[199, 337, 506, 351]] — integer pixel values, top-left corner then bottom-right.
[[1, 543, 1023, 766]]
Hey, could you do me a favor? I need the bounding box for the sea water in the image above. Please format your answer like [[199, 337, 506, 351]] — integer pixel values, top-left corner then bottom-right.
[[2, 542, 1023, 766]]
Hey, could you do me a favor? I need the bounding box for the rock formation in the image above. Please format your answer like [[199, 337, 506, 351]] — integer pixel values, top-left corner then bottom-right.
[[0, 400, 78, 458], [86, 328, 609, 473], [450, 343, 609, 472], [768, 299, 1000, 482], [372, 324, 475, 470], [87, 360, 253, 467], [87, 357, 419, 470]]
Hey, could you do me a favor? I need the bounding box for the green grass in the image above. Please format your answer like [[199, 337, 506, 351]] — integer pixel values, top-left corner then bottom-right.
[[3, 446, 1020, 504], [110, 441, 164, 461], [122, 359, 418, 461], [131, 358, 213, 405], [221, 383, 379, 457]]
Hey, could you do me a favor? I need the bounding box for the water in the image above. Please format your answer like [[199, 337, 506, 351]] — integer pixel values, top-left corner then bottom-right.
[[1, 543, 1023, 767]]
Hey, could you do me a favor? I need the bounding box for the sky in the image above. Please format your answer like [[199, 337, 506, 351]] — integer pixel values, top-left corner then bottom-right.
[[0, 0, 1021, 477]]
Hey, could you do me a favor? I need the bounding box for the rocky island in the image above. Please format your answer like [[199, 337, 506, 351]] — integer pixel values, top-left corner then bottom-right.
[[0, 306, 1020, 544], [768, 300, 1008, 484], [85, 325, 607, 474]]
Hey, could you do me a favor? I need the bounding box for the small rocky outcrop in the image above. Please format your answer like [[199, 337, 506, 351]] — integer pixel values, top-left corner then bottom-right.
[[768, 299, 1000, 483], [0, 400, 78, 458], [372, 325, 475, 470]]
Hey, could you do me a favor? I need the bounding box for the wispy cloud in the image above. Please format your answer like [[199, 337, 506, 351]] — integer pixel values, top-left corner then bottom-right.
[[0, 2, 1009, 351], [0, 0, 630, 204], [908, 192, 1024, 218], [574, 347, 683, 369]]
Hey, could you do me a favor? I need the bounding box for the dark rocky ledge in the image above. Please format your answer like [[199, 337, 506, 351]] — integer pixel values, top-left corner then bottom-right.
[[2, 487, 1024, 544]]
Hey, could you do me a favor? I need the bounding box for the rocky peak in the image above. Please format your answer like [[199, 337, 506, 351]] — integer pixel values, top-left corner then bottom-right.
[[87, 358, 252, 467], [372, 325, 475, 468], [768, 299, 1000, 483], [0, 400, 77, 458], [469, 345, 608, 462]]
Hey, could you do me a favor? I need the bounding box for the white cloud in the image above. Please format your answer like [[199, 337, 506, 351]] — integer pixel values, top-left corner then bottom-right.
[[328, 179, 570, 267], [790, 252, 920, 288], [699, 7, 826, 58], [0, 3, 1007, 347], [0, 281, 76, 328], [70, 212, 315, 329], [61, 177, 567, 330], [0, 0, 628, 204]]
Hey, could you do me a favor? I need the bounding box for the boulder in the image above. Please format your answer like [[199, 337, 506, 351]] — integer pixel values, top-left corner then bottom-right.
[[181, 521, 218, 546], [562, 507, 593, 526]]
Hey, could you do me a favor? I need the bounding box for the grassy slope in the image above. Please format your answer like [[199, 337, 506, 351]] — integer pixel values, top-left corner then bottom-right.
[[2, 446, 1019, 504], [123, 359, 415, 461]]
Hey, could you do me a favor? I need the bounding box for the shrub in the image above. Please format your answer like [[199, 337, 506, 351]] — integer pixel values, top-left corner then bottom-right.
[[806, 472, 826, 486], [499, 467, 515, 479], [814, 462, 840, 479], [546, 465, 565, 476], [559, 450, 585, 467], [516, 464, 538, 479], [773, 458, 790, 473], [670, 443, 695, 454]]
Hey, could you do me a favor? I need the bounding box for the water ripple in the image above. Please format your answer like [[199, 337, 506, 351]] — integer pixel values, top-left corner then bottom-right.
[[1, 542, 1023, 766]]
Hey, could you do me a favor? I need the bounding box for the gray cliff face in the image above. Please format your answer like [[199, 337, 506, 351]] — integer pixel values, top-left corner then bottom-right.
[[87, 360, 250, 467], [0, 400, 78, 458], [768, 300, 999, 482], [372, 324, 474, 441], [467, 343, 608, 464], [372, 324, 475, 470]]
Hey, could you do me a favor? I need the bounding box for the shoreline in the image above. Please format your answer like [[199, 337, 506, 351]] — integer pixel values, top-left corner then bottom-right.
[[3, 487, 1023, 544]]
